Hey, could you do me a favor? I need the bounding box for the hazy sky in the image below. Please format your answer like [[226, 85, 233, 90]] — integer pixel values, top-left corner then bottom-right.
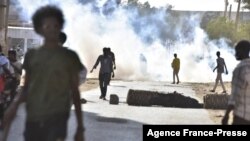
[[137, 0, 244, 11]]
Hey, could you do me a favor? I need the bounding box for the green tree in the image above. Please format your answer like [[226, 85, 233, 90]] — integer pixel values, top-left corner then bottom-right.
[[205, 17, 250, 45], [241, 0, 250, 9]]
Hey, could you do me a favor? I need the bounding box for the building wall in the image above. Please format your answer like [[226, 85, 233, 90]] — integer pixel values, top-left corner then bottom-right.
[[7, 26, 42, 60], [0, 0, 8, 52]]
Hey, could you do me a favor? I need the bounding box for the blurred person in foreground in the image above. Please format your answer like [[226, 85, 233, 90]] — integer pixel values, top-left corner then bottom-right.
[[222, 40, 250, 125], [3, 5, 84, 141], [59, 32, 87, 85], [59, 32, 87, 103]]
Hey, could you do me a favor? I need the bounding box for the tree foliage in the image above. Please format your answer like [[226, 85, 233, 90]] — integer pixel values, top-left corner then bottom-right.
[[242, 0, 250, 9], [205, 17, 250, 45], [235, 0, 250, 10]]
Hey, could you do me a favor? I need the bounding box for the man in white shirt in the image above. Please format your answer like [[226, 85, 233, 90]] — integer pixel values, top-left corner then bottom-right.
[[222, 40, 250, 125]]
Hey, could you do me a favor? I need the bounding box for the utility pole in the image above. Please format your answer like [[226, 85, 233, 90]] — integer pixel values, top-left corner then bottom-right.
[[224, 0, 229, 18], [0, 0, 9, 53], [235, 0, 241, 29], [228, 4, 232, 20]]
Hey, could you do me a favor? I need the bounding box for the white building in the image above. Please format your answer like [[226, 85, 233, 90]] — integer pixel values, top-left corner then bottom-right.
[[7, 26, 42, 60]]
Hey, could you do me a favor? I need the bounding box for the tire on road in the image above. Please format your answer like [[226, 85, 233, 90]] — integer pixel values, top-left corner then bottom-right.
[[203, 94, 229, 109], [110, 94, 119, 105]]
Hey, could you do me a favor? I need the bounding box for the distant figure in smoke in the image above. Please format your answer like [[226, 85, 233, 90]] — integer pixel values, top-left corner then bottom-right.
[[90, 48, 113, 100], [210, 51, 228, 93], [171, 53, 180, 84], [140, 53, 147, 74], [107, 47, 115, 84], [3, 5, 84, 141], [222, 40, 250, 125]]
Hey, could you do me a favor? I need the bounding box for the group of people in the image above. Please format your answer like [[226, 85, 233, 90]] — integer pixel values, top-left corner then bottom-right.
[[170, 45, 250, 125], [0, 3, 248, 141], [0, 46, 22, 126], [171, 51, 229, 93]]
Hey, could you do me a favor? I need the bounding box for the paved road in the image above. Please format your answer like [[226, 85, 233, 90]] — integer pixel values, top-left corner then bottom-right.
[[4, 80, 214, 141]]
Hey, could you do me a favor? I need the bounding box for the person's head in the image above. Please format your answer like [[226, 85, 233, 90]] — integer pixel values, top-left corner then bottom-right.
[[174, 53, 177, 58], [235, 40, 250, 61], [8, 50, 17, 61], [216, 51, 220, 57], [106, 47, 111, 52], [32, 5, 64, 41], [59, 32, 67, 45], [103, 47, 108, 56]]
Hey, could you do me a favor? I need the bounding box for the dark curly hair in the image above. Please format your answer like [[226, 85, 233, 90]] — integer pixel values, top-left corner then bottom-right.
[[32, 5, 64, 34]]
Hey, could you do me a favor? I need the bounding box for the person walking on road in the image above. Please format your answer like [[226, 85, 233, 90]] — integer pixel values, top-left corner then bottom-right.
[[210, 51, 228, 93], [90, 48, 113, 100], [171, 53, 180, 84]]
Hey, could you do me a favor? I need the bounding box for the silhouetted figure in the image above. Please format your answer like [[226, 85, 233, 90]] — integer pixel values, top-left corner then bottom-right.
[[140, 53, 147, 74], [90, 48, 113, 100], [171, 53, 180, 84], [59, 32, 87, 104], [106, 47, 115, 84], [107, 47, 116, 70], [3, 5, 84, 141], [59, 31, 87, 85], [210, 51, 228, 93], [222, 40, 250, 125]]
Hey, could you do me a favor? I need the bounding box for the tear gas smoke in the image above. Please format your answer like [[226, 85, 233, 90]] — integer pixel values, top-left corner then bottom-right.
[[13, 0, 238, 82]]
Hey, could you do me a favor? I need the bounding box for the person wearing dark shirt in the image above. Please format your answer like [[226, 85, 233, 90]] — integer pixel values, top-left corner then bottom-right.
[[210, 51, 228, 93], [4, 5, 84, 141], [90, 48, 113, 100]]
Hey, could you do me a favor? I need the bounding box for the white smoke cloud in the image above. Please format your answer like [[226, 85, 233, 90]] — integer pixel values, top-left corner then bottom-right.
[[14, 0, 238, 82]]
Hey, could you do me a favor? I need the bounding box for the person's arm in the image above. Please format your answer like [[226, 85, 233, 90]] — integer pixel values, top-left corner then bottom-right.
[[113, 62, 116, 70], [222, 92, 234, 125], [222, 105, 234, 125], [213, 67, 217, 72], [3, 72, 29, 141], [3, 50, 32, 128], [112, 53, 116, 70], [112, 68, 115, 78], [224, 60, 228, 74], [171, 59, 174, 68], [10, 62, 22, 75], [90, 56, 100, 73], [71, 72, 84, 141], [2, 63, 12, 76], [79, 65, 87, 85], [222, 70, 237, 125]]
